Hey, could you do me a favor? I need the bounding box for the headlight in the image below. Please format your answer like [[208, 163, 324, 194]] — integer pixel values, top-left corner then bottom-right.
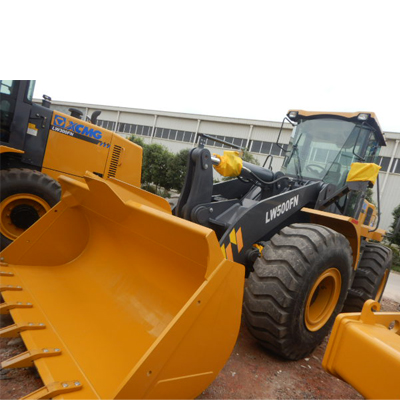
[[288, 111, 299, 119], [357, 113, 370, 121]]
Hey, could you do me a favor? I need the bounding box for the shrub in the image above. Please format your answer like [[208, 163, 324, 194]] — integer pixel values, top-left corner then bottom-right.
[[128, 135, 190, 196], [389, 204, 400, 247]]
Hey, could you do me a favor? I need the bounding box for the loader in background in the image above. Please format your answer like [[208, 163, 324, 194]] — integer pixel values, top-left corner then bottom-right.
[[1, 80, 142, 249]]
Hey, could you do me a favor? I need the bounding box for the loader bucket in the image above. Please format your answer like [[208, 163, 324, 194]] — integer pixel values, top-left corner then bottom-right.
[[0, 173, 244, 399], [322, 300, 400, 399]]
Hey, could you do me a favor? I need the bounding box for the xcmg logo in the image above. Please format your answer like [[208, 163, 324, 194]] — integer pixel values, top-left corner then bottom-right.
[[54, 115, 67, 127], [53, 114, 102, 140]]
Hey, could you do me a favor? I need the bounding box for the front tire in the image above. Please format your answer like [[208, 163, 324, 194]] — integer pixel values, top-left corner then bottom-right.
[[0, 168, 61, 249], [243, 223, 353, 360]]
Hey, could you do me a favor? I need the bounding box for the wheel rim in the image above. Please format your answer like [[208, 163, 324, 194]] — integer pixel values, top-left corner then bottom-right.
[[305, 268, 342, 331], [375, 269, 389, 301], [0, 194, 51, 240]]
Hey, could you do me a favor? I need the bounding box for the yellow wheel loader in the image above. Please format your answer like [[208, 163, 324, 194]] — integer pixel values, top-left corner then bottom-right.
[[0, 90, 394, 399], [1, 80, 142, 249], [173, 110, 392, 360]]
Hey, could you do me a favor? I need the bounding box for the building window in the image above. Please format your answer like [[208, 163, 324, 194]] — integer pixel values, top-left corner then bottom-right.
[[176, 130, 184, 141], [260, 142, 272, 154], [183, 131, 193, 142], [270, 143, 281, 156], [379, 156, 390, 172], [202, 135, 222, 147], [221, 136, 233, 148], [314, 148, 329, 162], [162, 128, 169, 139], [169, 129, 176, 140], [215, 135, 224, 147], [155, 127, 162, 138], [233, 138, 243, 148], [251, 140, 262, 153]]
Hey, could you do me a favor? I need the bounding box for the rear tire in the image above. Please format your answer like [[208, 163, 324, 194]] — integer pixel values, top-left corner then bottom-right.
[[0, 168, 61, 250], [342, 243, 392, 312], [243, 223, 352, 360]]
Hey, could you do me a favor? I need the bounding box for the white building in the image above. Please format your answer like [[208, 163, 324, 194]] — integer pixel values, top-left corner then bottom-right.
[[38, 99, 400, 231]]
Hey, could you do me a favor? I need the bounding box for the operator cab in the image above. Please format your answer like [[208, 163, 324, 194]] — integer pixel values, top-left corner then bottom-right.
[[0, 80, 36, 145], [281, 110, 385, 189]]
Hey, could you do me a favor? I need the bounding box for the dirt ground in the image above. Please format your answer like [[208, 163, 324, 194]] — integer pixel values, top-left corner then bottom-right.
[[0, 297, 399, 400], [200, 296, 399, 399]]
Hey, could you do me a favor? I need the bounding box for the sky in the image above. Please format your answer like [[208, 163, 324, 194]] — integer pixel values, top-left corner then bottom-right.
[[6, 0, 400, 132]]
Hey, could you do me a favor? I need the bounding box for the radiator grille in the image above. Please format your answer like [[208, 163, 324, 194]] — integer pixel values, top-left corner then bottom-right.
[[107, 145, 123, 178]]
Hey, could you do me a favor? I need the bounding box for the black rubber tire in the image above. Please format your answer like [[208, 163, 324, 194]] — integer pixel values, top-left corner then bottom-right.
[[342, 243, 392, 312], [0, 168, 61, 250], [243, 223, 353, 360]]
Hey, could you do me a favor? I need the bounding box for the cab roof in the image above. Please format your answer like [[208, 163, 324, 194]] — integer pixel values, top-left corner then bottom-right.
[[287, 110, 386, 146]]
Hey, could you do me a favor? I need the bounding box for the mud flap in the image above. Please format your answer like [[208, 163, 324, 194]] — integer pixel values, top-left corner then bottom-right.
[[0, 173, 244, 399]]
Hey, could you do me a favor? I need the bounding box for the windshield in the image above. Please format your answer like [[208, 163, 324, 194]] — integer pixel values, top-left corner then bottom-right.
[[281, 118, 379, 188]]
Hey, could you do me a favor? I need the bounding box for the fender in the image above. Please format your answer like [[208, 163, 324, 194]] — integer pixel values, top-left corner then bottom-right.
[[301, 207, 368, 270], [0, 145, 24, 155]]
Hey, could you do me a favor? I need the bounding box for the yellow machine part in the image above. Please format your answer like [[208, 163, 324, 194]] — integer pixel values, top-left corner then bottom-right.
[[41, 112, 143, 187], [0, 173, 244, 399], [322, 300, 400, 399], [0, 145, 24, 154], [346, 162, 381, 185], [213, 151, 243, 177], [358, 199, 378, 228]]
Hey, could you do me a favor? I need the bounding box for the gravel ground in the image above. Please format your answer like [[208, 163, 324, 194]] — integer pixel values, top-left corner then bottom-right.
[[0, 297, 399, 399]]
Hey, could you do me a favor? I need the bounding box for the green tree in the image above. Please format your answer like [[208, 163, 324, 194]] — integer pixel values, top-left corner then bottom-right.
[[365, 187, 374, 204], [128, 134, 146, 149], [128, 135, 191, 194], [142, 143, 172, 190], [242, 150, 260, 166], [389, 203, 400, 246], [166, 149, 190, 191]]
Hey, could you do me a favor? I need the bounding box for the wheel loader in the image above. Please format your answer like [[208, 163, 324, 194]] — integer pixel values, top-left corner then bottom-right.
[[174, 109, 392, 360], [0, 96, 393, 398], [0, 80, 142, 249]]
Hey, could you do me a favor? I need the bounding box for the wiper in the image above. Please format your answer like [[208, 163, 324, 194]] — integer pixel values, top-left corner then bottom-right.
[[293, 145, 303, 181], [289, 132, 303, 181]]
